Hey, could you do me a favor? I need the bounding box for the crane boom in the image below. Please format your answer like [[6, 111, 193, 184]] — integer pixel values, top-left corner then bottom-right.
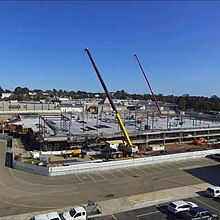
[[134, 54, 163, 117], [85, 48, 136, 150]]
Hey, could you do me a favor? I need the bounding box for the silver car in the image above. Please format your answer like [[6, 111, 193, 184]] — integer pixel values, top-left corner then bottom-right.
[[167, 200, 198, 215]]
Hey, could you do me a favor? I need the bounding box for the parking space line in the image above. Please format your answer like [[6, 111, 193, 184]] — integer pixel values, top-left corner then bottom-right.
[[183, 159, 214, 167], [116, 169, 129, 177], [175, 161, 196, 168], [187, 159, 204, 165], [135, 166, 151, 174], [194, 197, 220, 212], [150, 164, 166, 171], [142, 165, 157, 173], [75, 174, 84, 184], [133, 166, 149, 174], [158, 163, 175, 171], [87, 173, 96, 182], [202, 159, 217, 163], [194, 158, 207, 163], [96, 171, 108, 180], [201, 159, 218, 165], [137, 210, 160, 218], [107, 170, 119, 179], [186, 159, 214, 166], [96, 171, 116, 180], [180, 161, 200, 167], [156, 204, 175, 218], [124, 167, 140, 176], [175, 160, 190, 165], [186, 160, 201, 165], [164, 162, 180, 169], [111, 214, 117, 220]]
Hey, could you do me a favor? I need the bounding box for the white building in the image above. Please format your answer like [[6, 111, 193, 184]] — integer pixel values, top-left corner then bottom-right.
[[1, 93, 12, 99], [58, 97, 70, 101]]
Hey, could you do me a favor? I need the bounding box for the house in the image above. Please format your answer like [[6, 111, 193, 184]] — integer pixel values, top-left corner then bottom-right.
[[98, 97, 127, 112], [29, 92, 37, 96], [1, 93, 12, 99]]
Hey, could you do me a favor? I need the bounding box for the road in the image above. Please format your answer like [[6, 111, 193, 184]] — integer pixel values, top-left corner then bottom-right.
[[97, 196, 220, 220], [0, 139, 219, 217]]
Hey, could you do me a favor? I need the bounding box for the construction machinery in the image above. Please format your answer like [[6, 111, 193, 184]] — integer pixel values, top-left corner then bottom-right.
[[85, 48, 139, 154], [134, 54, 165, 118], [193, 137, 207, 145], [61, 148, 87, 159]]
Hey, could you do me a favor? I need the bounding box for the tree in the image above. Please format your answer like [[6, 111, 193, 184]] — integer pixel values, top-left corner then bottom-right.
[[14, 86, 22, 95], [14, 86, 29, 95], [0, 87, 4, 95]]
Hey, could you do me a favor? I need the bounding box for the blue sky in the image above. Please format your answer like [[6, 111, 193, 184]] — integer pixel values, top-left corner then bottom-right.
[[0, 1, 219, 97]]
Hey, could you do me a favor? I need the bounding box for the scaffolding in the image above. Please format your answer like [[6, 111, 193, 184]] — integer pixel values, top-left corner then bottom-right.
[[38, 114, 71, 138]]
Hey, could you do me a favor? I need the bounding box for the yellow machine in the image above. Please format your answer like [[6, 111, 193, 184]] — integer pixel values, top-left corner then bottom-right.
[[61, 148, 86, 159], [85, 48, 139, 154]]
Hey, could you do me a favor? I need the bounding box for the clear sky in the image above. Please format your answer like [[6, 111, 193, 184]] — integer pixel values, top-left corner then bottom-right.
[[0, 1, 219, 97]]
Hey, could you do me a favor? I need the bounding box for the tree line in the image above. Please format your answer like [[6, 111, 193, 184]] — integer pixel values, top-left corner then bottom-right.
[[0, 87, 219, 113]]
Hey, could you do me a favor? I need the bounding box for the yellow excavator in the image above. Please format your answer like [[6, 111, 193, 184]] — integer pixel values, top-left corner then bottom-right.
[[85, 48, 139, 154]]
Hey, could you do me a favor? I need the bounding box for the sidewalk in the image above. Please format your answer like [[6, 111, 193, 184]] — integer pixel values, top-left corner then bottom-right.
[[0, 182, 210, 220]]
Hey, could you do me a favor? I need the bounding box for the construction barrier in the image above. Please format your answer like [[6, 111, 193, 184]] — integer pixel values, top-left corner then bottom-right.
[[12, 149, 220, 176], [13, 160, 48, 175], [5, 152, 13, 168], [48, 149, 220, 176]]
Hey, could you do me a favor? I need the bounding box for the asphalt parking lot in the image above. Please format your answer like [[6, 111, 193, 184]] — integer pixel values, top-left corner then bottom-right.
[[97, 196, 220, 220], [1, 138, 220, 218], [51, 158, 220, 185], [50, 157, 220, 185]]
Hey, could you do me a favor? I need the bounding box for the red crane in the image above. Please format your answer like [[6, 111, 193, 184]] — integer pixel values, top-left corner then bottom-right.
[[134, 54, 164, 117]]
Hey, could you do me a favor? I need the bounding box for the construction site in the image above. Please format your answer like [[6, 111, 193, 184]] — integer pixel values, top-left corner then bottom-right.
[[1, 49, 220, 169]]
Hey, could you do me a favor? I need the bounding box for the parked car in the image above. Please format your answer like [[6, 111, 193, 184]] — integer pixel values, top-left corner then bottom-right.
[[30, 212, 62, 220], [167, 200, 198, 215], [180, 207, 218, 219], [205, 154, 220, 162], [61, 200, 102, 220], [205, 186, 220, 198]]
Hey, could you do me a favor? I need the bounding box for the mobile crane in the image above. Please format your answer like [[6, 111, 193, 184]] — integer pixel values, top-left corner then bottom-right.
[[134, 54, 165, 118], [85, 48, 139, 154]]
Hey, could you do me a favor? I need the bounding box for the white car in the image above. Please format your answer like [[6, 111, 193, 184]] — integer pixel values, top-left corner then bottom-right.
[[30, 212, 61, 220], [167, 200, 198, 215], [62, 206, 87, 220], [205, 186, 220, 198]]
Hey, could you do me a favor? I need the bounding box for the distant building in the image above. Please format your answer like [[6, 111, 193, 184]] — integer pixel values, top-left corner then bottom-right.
[[95, 94, 99, 98], [58, 97, 70, 101], [29, 92, 37, 96], [98, 97, 128, 112], [72, 104, 84, 112], [60, 103, 73, 113], [60, 103, 84, 113], [1, 93, 12, 99]]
